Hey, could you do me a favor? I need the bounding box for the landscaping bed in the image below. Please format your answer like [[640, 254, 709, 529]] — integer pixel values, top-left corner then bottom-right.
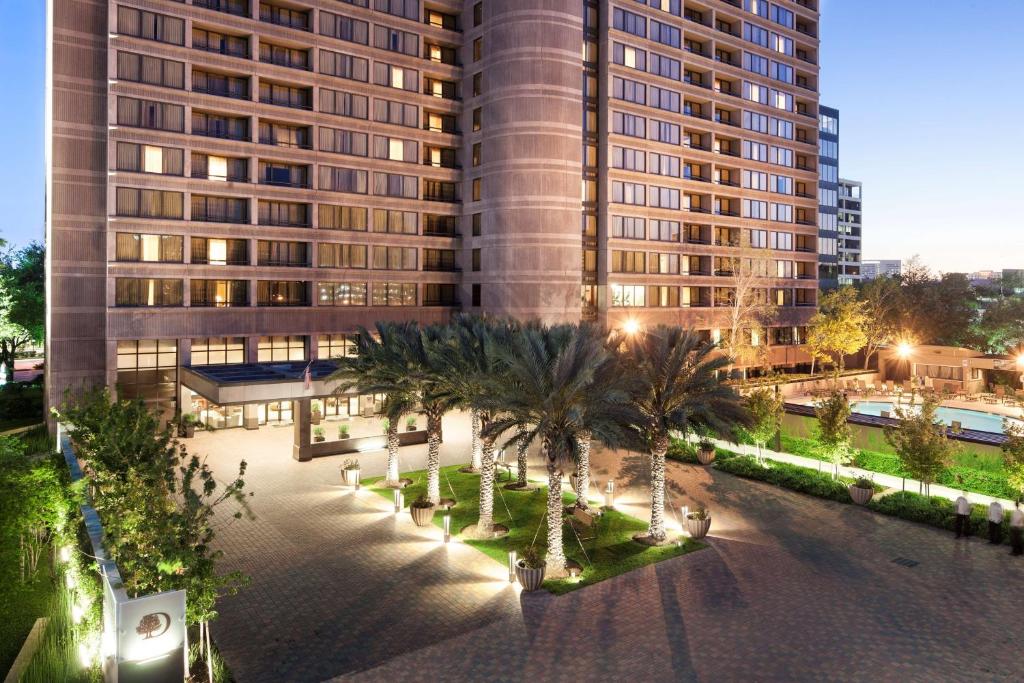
[[366, 465, 704, 595]]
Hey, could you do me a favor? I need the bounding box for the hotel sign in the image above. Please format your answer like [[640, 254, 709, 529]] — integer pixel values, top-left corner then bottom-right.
[[111, 588, 186, 683]]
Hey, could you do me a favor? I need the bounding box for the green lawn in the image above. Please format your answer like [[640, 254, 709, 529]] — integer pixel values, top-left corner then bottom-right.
[[367, 465, 703, 595]]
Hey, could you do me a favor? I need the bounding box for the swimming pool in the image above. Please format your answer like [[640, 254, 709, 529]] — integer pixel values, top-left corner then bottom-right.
[[851, 401, 1021, 434]]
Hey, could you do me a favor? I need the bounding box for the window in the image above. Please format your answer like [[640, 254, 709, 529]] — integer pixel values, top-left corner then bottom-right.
[[117, 52, 184, 89], [317, 334, 360, 360], [190, 280, 249, 307], [423, 284, 458, 306], [611, 250, 645, 273], [320, 89, 369, 119], [612, 77, 646, 105], [612, 181, 646, 205], [650, 219, 679, 242], [115, 188, 183, 219], [472, 248, 481, 271], [743, 199, 768, 220], [192, 69, 249, 99], [115, 233, 183, 262], [259, 161, 309, 188], [612, 8, 646, 38], [472, 283, 481, 307], [319, 50, 369, 81], [372, 209, 417, 234], [117, 97, 184, 132], [472, 213, 482, 236], [424, 180, 459, 202], [423, 249, 457, 271], [649, 185, 680, 209], [371, 246, 417, 270], [742, 170, 768, 191], [256, 281, 309, 306], [257, 240, 308, 267], [117, 7, 184, 44], [370, 282, 417, 306], [190, 237, 248, 265], [649, 20, 680, 48], [473, 38, 482, 61], [258, 336, 307, 362], [319, 205, 368, 231], [612, 111, 646, 138], [116, 143, 183, 175], [259, 81, 312, 109], [373, 25, 419, 56], [317, 283, 367, 307], [373, 98, 419, 127], [319, 166, 369, 194], [612, 146, 645, 172], [260, 2, 310, 30], [472, 72, 482, 97], [373, 136, 417, 162], [610, 284, 646, 307], [373, 62, 418, 91], [318, 242, 368, 268], [192, 27, 248, 57], [194, 111, 248, 141], [612, 215, 645, 239], [472, 178, 481, 201], [473, 2, 482, 27], [648, 52, 680, 80], [192, 195, 248, 223], [613, 43, 646, 71], [191, 337, 245, 366], [374, 0, 419, 21], [472, 107, 482, 131], [319, 11, 369, 43], [648, 119, 679, 144], [115, 278, 183, 307], [258, 200, 309, 227], [319, 127, 369, 157], [116, 340, 177, 413], [373, 172, 418, 198]]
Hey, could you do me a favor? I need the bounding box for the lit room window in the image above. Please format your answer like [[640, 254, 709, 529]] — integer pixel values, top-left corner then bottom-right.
[[143, 145, 163, 173], [207, 155, 228, 181]]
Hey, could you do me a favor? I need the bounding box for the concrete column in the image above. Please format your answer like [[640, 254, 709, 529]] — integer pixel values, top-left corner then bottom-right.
[[293, 398, 312, 461], [243, 403, 259, 430]]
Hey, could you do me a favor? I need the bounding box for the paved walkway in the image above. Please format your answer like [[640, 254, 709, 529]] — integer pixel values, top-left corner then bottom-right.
[[201, 422, 1024, 682]]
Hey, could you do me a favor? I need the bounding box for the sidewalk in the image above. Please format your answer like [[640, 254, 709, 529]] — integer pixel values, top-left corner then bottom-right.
[[697, 436, 1019, 509]]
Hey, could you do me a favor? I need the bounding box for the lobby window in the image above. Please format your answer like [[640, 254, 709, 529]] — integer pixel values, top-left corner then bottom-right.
[[115, 278, 183, 307], [116, 340, 177, 416], [190, 280, 249, 307], [258, 336, 307, 362], [115, 233, 183, 263], [472, 178, 481, 202], [472, 213, 481, 236], [318, 333, 360, 359], [318, 282, 368, 307], [191, 337, 245, 366], [116, 142, 183, 175], [473, 107, 481, 131], [472, 284, 481, 307], [472, 248, 481, 272], [473, 38, 482, 62]]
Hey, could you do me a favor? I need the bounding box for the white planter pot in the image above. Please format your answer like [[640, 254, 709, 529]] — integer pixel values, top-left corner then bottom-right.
[[343, 468, 360, 487], [847, 485, 873, 505], [686, 516, 711, 539], [516, 562, 546, 591], [697, 448, 716, 466]]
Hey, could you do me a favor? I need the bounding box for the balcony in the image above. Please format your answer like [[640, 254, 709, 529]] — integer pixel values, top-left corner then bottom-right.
[[193, 84, 249, 101], [193, 41, 248, 59], [715, 209, 740, 217], [194, 0, 249, 17], [260, 9, 310, 32], [796, 218, 816, 226], [715, 177, 739, 187], [193, 213, 249, 225], [685, 205, 711, 214], [258, 137, 312, 151]]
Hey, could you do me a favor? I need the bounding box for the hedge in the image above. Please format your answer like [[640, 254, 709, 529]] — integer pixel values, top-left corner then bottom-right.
[[868, 491, 1012, 543], [715, 454, 853, 503]]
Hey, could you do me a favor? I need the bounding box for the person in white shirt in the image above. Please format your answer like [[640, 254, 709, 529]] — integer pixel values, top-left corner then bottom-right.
[[954, 492, 971, 539], [1010, 501, 1024, 556], [987, 500, 1004, 545]]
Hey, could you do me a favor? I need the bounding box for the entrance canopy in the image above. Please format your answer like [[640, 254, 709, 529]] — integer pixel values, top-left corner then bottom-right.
[[181, 360, 343, 405]]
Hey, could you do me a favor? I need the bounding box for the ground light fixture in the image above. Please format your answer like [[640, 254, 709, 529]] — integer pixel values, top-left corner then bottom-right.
[[508, 550, 517, 583], [393, 489, 404, 514], [604, 480, 615, 509], [443, 513, 451, 543]]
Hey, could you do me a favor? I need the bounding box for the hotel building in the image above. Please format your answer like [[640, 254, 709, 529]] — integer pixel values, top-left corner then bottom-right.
[[836, 177, 861, 285], [47, 0, 820, 435]]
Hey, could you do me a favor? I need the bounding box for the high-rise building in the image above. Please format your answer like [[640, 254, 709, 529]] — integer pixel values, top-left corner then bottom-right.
[[861, 259, 903, 280], [47, 0, 821, 423], [837, 178, 861, 285], [816, 104, 838, 288]]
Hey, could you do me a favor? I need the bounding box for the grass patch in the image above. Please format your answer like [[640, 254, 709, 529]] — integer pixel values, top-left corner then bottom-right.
[[0, 554, 56, 673], [366, 465, 703, 595]]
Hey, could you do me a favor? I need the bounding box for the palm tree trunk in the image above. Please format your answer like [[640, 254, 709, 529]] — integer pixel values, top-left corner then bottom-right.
[[426, 413, 442, 504], [476, 437, 496, 535], [546, 466, 567, 576], [469, 408, 482, 471], [574, 430, 592, 509], [385, 423, 400, 485], [516, 431, 529, 488], [648, 435, 669, 543]]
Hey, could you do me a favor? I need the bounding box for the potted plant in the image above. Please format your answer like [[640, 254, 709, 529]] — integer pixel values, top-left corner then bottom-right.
[[179, 413, 200, 439], [697, 439, 716, 466], [848, 476, 874, 505], [341, 458, 360, 487], [406, 416, 418, 432], [515, 546, 546, 591], [686, 506, 712, 539], [338, 423, 351, 440], [409, 494, 436, 526], [313, 426, 325, 443], [311, 400, 323, 425]]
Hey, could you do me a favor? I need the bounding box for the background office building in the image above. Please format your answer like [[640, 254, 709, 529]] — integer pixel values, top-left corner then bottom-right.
[[47, 0, 821, 424], [837, 177, 861, 284], [861, 259, 903, 280], [816, 104, 838, 288]]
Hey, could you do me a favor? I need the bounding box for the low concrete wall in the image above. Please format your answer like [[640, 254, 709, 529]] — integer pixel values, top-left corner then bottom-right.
[[310, 429, 430, 458]]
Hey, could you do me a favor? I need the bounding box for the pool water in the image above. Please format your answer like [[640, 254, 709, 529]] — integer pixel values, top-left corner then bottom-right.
[[851, 401, 1020, 435]]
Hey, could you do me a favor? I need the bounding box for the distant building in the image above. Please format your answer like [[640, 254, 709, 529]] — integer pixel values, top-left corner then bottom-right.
[[818, 106, 839, 288], [837, 179, 862, 285], [861, 260, 903, 280]]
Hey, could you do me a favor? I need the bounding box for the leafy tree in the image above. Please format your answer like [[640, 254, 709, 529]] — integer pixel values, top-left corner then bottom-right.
[[814, 391, 852, 479], [746, 387, 783, 464], [1002, 419, 1024, 501], [330, 322, 419, 487], [857, 276, 900, 369], [806, 286, 867, 375], [895, 259, 979, 347], [485, 324, 633, 574], [977, 298, 1024, 354], [621, 327, 748, 542], [884, 398, 955, 496], [0, 242, 45, 379]]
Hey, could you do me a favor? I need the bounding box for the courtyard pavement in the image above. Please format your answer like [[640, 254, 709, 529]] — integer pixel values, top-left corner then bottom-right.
[[200, 417, 1024, 683]]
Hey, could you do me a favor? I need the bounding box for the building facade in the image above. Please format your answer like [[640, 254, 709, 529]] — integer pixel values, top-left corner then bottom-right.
[[47, 0, 820, 424], [836, 177, 861, 285], [861, 259, 903, 280], [816, 104, 837, 287]]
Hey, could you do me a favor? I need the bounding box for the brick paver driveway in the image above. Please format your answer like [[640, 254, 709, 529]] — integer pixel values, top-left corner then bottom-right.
[[203, 426, 1024, 682]]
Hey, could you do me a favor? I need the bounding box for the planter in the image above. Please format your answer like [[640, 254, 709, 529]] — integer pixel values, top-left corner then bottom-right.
[[314, 436, 325, 443], [181, 423, 196, 439], [697, 448, 716, 466], [343, 468, 360, 487], [686, 515, 712, 539], [410, 504, 436, 527], [516, 561, 546, 591], [847, 484, 874, 505], [311, 411, 322, 425], [406, 425, 417, 432]]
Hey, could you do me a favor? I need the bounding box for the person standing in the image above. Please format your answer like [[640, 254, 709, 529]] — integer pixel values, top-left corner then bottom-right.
[[1011, 501, 1024, 556], [988, 500, 1005, 545], [954, 492, 971, 539]]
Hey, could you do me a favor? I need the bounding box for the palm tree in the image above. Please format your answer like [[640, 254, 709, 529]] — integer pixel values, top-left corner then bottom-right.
[[486, 324, 634, 577], [434, 315, 515, 538], [400, 324, 461, 505], [621, 327, 750, 544], [329, 321, 418, 487]]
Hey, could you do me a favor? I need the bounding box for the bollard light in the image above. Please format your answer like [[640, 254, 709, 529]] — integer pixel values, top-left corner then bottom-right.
[[604, 480, 615, 509], [508, 550, 518, 583], [443, 513, 451, 543], [393, 489, 404, 514]]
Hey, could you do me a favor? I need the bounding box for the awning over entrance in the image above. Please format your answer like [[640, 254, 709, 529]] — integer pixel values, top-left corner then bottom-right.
[[181, 360, 343, 405]]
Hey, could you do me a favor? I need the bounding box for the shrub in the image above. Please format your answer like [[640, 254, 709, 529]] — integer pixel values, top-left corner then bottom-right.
[[519, 546, 545, 569], [687, 506, 710, 521], [715, 455, 851, 502], [341, 458, 359, 471], [410, 494, 433, 509], [666, 438, 698, 464], [852, 476, 873, 489], [867, 491, 1009, 541]]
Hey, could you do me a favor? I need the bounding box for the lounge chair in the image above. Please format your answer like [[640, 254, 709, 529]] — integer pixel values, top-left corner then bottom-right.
[[951, 420, 963, 434]]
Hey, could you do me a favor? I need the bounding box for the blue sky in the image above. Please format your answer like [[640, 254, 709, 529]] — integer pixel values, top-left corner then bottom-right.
[[3, 1, 1022, 272]]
